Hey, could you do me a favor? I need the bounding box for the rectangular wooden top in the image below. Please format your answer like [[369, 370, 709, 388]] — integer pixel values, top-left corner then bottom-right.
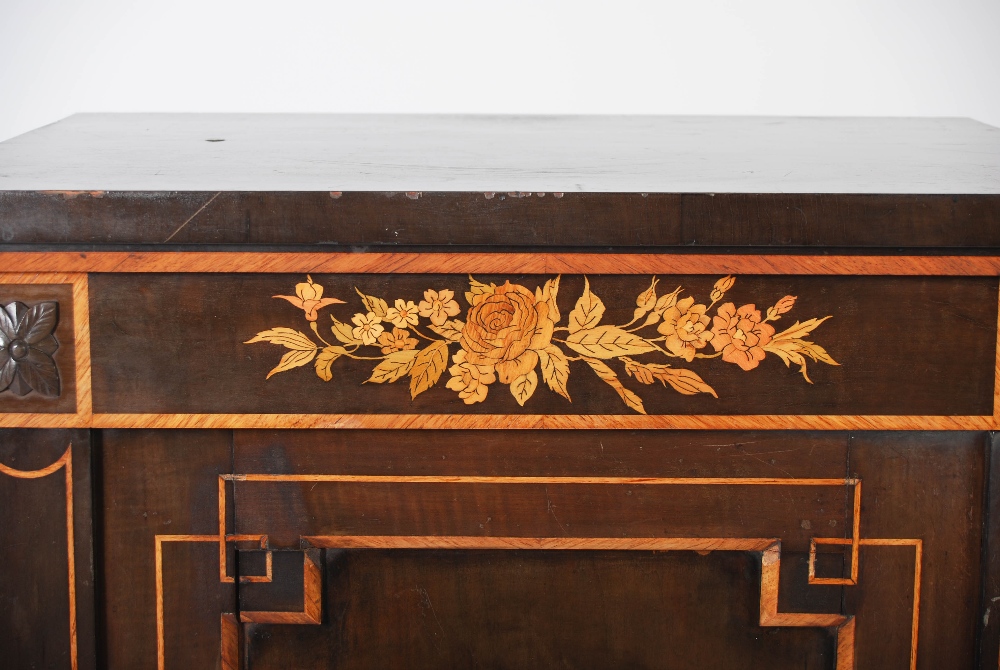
[[1, 113, 998, 193]]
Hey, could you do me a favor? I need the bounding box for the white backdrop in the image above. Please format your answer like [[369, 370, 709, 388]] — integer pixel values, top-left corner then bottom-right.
[[1, 0, 998, 142]]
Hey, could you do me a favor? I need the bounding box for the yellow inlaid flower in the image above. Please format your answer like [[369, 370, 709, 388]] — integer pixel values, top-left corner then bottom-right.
[[658, 296, 713, 362], [418, 289, 461, 326], [385, 299, 420, 328], [351, 312, 384, 346], [445, 349, 497, 404]]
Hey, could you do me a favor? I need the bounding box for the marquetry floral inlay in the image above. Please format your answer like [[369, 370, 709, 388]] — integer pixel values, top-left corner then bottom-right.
[[246, 275, 838, 413]]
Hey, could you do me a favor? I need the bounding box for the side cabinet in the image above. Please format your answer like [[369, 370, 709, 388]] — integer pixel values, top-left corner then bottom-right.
[[3, 112, 1000, 669]]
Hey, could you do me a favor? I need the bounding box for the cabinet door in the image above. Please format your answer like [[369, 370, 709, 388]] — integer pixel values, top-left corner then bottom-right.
[[220, 429, 982, 670], [0, 429, 96, 670]]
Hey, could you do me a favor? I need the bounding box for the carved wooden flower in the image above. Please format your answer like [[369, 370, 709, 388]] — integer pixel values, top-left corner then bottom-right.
[[0, 301, 60, 397]]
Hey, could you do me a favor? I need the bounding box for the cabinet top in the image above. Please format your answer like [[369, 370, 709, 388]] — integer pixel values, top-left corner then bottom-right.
[[1, 113, 998, 194]]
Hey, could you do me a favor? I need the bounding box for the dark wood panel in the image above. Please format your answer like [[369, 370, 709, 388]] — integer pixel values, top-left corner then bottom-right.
[[977, 433, 999, 669], [3, 191, 1000, 248], [228, 429, 987, 669], [0, 428, 95, 670], [244, 550, 833, 670], [99, 429, 235, 669], [847, 432, 985, 669], [90, 273, 998, 416]]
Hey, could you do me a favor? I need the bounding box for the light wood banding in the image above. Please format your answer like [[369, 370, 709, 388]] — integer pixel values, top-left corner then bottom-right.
[[2, 251, 1000, 275]]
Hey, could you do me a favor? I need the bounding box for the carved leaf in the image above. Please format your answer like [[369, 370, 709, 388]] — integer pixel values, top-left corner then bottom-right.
[[314, 346, 347, 381], [567, 277, 605, 333], [582, 357, 646, 414], [409, 340, 449, 399], [330, 317, 363, 345], [267, 349, 317, 379], [0, 358, 16, 392], [355, 289, 389, 319], [465, 276, 496, 305], [20, 302, 58, 344], [14, 348, 59, 396], [509, 369, 538, 406], [367, 349, 419, 384], [428, 320, 465, 342], [537, 344, 571, 401], [0, 306, 14, 344], [565, 326, 656, 359], [245, 328, 318, 351]]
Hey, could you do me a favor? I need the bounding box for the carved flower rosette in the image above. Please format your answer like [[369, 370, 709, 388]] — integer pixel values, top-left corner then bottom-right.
[[247, 275, 838, 413], [0, 301, 60, 397]]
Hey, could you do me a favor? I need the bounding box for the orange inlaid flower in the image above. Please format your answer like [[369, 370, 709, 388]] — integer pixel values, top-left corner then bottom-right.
[[377, 327, 418, 355], [710, 303, 775, 371], [273, 275, 345, 321]]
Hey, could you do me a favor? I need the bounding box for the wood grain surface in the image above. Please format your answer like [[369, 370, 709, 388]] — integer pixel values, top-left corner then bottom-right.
[[0, 429, 95, 670]]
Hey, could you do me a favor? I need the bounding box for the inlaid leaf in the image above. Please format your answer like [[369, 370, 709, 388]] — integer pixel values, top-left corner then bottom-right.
[[465, 276, 496, 305], [245, 328, 318, 351], [510, 369, 538, 406], [765, 338, 839, 384], [565, 326, 656, 359], [620, 357, 718, 398], [659, 368, 717, 397], [428, 319, 465, 342], [366, 349, 419, 384], [266, 349, 317, 379], [20, 301, 58, 344], [771, 316, 832, 343], [567, 277, 605, 333], [409, 340, 449, 399], [538, 344, 571, 401], [17, 348, 59, 396], [582, 356, 646, 414], [535, 276, 561, 324], [314, 346, 347, 381], [355, 289, 389, 319], [330, 317, 363, 345]]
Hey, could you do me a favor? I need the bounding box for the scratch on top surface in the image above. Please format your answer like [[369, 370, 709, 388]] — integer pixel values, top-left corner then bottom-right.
[[163, 192, 221, 243]]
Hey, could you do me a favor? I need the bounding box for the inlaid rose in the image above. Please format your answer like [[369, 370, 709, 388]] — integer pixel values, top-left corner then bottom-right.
[[710, 303, 775, 371], [458, 281, 552, 383], [658, 296, 713, 362]]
